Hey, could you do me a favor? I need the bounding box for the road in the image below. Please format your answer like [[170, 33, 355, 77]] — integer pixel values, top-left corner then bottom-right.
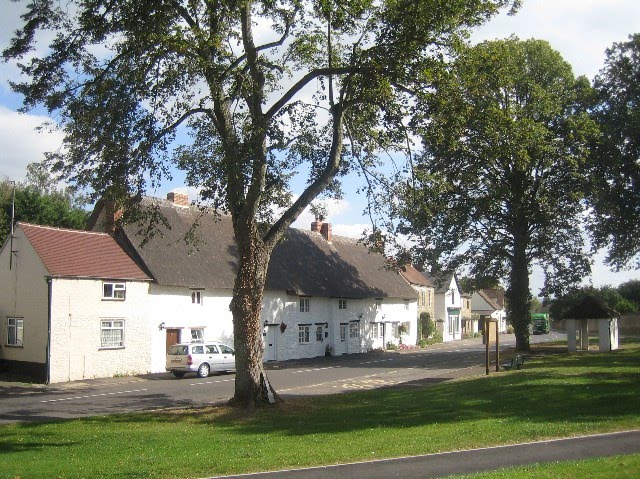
[[0, 332, 564, 424]]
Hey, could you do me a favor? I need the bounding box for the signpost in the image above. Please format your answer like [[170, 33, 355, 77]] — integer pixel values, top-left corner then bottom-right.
[[485, 319, 500, 375]]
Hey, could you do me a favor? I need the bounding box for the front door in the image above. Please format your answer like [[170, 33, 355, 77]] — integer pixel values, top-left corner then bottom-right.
[[264, 326, 277, 361], [166, 329, 180, 354]]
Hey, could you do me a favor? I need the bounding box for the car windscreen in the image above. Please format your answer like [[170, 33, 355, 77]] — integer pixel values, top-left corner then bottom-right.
[[168, 345, 188, 355]]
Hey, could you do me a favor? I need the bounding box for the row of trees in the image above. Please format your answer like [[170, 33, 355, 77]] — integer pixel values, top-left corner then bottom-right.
[[4, 0, 638, 406], [1, 163, 89, 246], [392, 34, 640, 352], [547, 280, 640, 321]]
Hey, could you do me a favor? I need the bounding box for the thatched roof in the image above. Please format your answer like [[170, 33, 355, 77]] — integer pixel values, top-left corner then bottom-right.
[[563, 296, 618, 320]]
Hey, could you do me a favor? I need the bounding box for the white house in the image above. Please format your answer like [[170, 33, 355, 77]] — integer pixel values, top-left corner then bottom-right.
[[0, 223, 151, 383], [90, 193, 417, 371], [471, 289, 508, 333], [427, 274, 463, 342]]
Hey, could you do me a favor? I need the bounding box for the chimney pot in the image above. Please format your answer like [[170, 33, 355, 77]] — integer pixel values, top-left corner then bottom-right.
[[167, 192, 189, 207], [311, 220, 323, 233]]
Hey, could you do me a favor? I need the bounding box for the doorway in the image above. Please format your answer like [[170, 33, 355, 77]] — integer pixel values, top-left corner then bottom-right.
[[165, 328, 180, 353]]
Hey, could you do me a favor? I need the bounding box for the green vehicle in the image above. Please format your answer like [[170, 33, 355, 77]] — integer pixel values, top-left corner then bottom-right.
[[531, 313, 550, 334]]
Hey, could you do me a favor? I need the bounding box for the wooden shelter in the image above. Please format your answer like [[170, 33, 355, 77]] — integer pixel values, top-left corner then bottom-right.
[[563, 296, 619, 352]]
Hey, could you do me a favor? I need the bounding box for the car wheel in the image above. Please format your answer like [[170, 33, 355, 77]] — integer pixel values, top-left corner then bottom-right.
[[197, 363, 210, 378], [172, 371, 185, 379]]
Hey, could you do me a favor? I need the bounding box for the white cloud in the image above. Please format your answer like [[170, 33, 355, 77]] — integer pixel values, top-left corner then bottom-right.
[[0, 106, 64, 181]]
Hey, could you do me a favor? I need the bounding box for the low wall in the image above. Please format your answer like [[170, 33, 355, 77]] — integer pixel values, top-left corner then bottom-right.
[[554, 313, 640, 336]]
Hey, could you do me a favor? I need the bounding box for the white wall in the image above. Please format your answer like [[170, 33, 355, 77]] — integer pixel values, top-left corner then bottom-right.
[[147, 285, 235, 373], [0, 227, 50, 367], [434, 277, 463, 342], [48, 278, 151, 383]]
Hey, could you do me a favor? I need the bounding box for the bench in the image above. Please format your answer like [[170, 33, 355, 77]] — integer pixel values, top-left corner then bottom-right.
[[502, 354, 525, 371]]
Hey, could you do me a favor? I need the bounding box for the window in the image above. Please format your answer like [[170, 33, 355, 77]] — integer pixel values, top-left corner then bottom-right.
[[191, 345, 204, 354], [340, 324, 347, 341], [349, 322, 359, 339], [191, 290, 202, 304], [103, 282, 125, 300], [299, 297, 310, 312], [428, 290, 432, 307], [404, 299, 410, 310], [450, 288, 456, 305], [316, 325, 323, 341], [7, 318, 23, 346], [448, 315, 460, 335], [375, 299, 382, 311], [298, 325, 310, 343], [205, 345, 220, 354], [100, 320, 124, 348], [372, 323, 382, 339], [338, 298, 347, 310], [191, 329, 204, 342], [219, 344, 234, 355]]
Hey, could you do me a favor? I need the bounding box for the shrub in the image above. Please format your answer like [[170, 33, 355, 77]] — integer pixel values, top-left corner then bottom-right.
[[386, 341, 398, 350]]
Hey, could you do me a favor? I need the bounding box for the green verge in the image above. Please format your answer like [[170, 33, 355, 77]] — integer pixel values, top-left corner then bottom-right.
[[443, 453, 640, 478], [1, 340, 639, 479]]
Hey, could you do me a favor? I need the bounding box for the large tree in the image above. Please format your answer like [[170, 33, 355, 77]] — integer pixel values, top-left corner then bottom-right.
[[4, 0, 517, 407], [588, 33, 640, 270], [398, 38, 597, 351]]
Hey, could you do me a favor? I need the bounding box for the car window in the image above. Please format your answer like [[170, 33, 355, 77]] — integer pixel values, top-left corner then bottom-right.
[[205, 345, 219, 354], [191, 345, 204, 354], [168, 345, 188, 355], [219, 345, 234, 354]]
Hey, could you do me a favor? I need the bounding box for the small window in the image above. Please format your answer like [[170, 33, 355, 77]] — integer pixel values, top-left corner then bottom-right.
[[191, 329, 204, 342], [371, 323, 378, 339], [103, 282, 125, 300], [451, 288, 456, 305], [340, 324, 347, 341], [191, 345, 204, 354], [338, 299, 347, 310], [7, 318, 24, 346], [316, 325, 323, 341], [100, 320, 124, 348], [191, 290, 202, 305], [298, 325, 310, 343], [375, 299, 382, 311], [404, 299, 410, 310], [428, 290, 432, 306], [205, 345, 219, 354], [349, 322, 359, 339], [299, 297, 310, 312]]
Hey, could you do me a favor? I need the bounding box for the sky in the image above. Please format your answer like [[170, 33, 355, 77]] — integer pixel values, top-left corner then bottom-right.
[[1, 0, 639, 295]]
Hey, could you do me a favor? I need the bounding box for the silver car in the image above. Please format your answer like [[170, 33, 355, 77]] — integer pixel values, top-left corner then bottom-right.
[[166, 342, 236, 378]]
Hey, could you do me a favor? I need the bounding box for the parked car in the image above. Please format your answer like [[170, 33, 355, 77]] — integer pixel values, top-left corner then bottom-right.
[[166, 342, 236, 378]]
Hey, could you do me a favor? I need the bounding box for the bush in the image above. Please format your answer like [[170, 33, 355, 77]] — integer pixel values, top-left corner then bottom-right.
[[386, 341, 398, 350], [419, 312, 435, 339]]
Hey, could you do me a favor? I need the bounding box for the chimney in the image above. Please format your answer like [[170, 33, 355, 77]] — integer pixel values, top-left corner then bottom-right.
[[311, 219, 322, 233], [320, 222, 332, 243], [167, 191, 189, 207], [103, 200, 123, 235]]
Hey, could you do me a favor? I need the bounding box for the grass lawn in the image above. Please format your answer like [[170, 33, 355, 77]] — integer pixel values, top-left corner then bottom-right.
[[1, 340, 639, 479]]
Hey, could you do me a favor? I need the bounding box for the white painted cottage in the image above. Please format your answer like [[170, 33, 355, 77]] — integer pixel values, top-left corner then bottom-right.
[[0, 223, 151, 382], [471, 289, 508, 334], [426, 274, 463, 342], [0, 194, 417, 382]]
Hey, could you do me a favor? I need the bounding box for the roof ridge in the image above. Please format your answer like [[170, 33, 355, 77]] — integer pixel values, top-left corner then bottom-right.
[[19, 222, 108, 236]]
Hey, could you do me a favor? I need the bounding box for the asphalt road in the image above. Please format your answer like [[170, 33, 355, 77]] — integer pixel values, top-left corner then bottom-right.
[[0, 332, 563, 423], [206, 430, 640, 479]]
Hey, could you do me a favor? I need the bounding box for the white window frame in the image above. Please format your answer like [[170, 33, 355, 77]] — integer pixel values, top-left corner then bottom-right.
[[404, 299, 410, 310], [315, 325, 323, 342], [375, 299, 382, 311], [349, 322, 359, 339], [299, 297, 310, 313], [338, 298, 347, 310], [191, 328, 204, 342], [191, 290, 203, 305], [340, 324, 347, 341], [7, 317, 24, 347], [298, 325, 310, 344], [100, 319, 125, 349], [102, 282, 126, 300]]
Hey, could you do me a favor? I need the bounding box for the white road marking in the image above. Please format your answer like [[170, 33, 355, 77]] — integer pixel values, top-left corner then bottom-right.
[[41, 388, 148, 403], [359, 359, 395, 365], [291, 366, 341, 374], [189, 379, 235, 386]]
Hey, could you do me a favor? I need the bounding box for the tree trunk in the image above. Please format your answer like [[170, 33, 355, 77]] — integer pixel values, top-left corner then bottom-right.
[[229, 216, 273, 409], [507, 234, 531, 351]]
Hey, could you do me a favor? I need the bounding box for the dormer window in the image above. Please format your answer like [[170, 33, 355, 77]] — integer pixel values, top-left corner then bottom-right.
[[191, 290, 203, 305], [338, 299, 347, 310], [103, 282, 126, 300]]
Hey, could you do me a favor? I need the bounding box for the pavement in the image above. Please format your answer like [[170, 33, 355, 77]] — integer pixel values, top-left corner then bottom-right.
[[206, 430, 640, 479]]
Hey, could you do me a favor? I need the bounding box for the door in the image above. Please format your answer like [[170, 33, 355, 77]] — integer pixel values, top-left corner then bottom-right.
[[166, 329, 180, 354], [218, 344, 236, 371], [264, 326, 277, 361]]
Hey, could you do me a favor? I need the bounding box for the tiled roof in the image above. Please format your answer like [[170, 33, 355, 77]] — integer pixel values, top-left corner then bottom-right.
[[19, 223, 150, 281], [399, 264, 434, 287], [111, 197, 416, 299], [475, 289, 501, 311]]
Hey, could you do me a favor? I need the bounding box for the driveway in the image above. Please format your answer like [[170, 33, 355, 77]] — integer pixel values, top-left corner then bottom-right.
[[0, 331, 564, 423]]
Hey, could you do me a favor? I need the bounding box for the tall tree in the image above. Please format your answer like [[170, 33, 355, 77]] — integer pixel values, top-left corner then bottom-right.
[[4, 0, 518, 408], [588, 33, 640, 269], [398, 38, 597, 351]]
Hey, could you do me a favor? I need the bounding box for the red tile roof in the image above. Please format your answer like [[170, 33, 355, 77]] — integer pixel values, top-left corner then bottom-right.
[[399, 264, 434, 287], [19, 223, 150, 281]]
